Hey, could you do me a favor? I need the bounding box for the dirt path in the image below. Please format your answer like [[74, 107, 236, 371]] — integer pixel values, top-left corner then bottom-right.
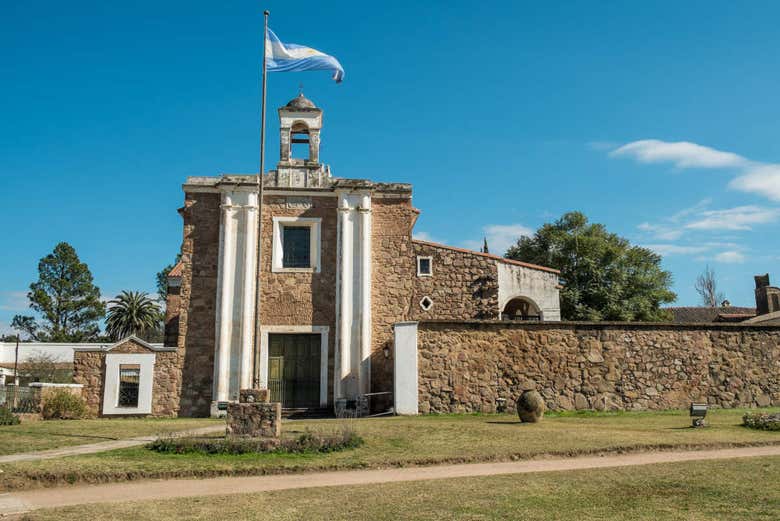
[[2, 444, 779, 515], [0, 425, 225, 464]]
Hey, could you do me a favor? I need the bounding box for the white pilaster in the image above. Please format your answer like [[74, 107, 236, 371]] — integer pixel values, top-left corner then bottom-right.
[[335, 191, 372, 400], [358, 194, 372, 395], [212, 187, 260, 413], [239, 192, 259, 390], [336, 197, 353, 398], [214, 197, 236, 404]]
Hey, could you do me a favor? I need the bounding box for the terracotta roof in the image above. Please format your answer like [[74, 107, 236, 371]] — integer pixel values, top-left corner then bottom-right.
[[412, 239, 560, 274], [168, 261, 183, 278], [665, 306, 756, 323]]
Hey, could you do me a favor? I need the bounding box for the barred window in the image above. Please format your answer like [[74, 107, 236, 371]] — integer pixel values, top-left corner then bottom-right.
[[118, 365, 140, 408], [282, 226, 311, 268]]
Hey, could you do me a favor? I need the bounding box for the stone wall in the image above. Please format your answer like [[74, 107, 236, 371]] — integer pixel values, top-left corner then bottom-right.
[[73, 339, 180, 417], [164, 282, 181, 348], [259, 194, 338, 404], [177, 191, 222, 416], [410, 241, 499, 322], [416, 321, 780, 413], [369, 197, 417, 396]]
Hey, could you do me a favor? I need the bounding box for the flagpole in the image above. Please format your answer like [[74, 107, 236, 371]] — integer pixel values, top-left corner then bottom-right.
[[253, 9, 269, 389]]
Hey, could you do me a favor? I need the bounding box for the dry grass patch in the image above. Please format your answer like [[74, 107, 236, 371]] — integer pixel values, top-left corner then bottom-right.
[[22, 456, 780, 520], [1, 408, 778, 491], [0, 417, 221, 456]]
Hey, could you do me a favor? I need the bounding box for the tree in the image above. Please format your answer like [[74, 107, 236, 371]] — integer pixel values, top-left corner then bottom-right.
[[105, 290, 163, 340], [23, 351, 58, 383], [156, 253, 182, 301], [12, 242, 105, 342], [10, 316, 38, 341], [695, 266, 724, 307], [506, 212, 676, 321]]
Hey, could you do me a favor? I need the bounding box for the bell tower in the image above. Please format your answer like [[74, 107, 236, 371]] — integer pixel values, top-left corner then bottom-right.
[[272, 92, 331, 188]]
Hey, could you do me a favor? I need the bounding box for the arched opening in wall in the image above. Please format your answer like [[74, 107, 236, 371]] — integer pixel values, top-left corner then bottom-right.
[[501, 297, 541, 321], [290, 121, 311, 160]]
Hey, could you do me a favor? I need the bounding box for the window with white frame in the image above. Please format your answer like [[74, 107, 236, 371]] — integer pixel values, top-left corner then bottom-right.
[[272, 217, 321, 272], [417, 256, 433, 277]]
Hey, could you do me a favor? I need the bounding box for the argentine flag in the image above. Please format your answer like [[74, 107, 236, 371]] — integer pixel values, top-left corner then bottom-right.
[[266, 29, 344, 83]]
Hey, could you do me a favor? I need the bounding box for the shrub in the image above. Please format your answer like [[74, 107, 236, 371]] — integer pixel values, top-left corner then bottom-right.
[[743, 412, 780, 432], [41, 389, 87, 420], [148, 425, 364, 455], [0, 406, 20, 426]]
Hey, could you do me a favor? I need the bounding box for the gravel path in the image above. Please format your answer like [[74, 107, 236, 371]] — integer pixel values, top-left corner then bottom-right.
[[2, 444, 779, 515]]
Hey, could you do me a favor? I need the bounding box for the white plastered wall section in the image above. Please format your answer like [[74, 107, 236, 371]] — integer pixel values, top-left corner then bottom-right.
[[212, 187, 260, 411], [334, 190, 372, 400], [496, 261, 561, 321]]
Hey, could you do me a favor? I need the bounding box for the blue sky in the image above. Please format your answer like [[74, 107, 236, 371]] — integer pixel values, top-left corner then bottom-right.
[[2, 1, 779, 332]]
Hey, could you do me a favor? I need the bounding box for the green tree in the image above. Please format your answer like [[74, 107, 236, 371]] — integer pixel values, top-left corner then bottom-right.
[[506, 212, 676, 321], [156, 253, 182, 301], [12, 242, 105, 341], [105, 290, 163, 340]]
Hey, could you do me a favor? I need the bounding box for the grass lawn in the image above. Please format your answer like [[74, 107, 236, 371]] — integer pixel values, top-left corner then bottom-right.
[[1, 408, 778, 491], [0, 417, 221, 456], [22, 455, 780, 520]]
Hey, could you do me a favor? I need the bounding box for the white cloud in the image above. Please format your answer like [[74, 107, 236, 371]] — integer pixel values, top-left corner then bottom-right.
[[637, 222, 684, 241], [729, 164, 780, 202], [0, 291, 28, 312], [714, 251, 746, 264], [460, 224, 534, 255], [644, 244, 710, 256], [607, 139, 780, 202], [0, 321, 15, 339], [412, 231, 442, 243], [685, 206, 780, 231], [610, 140, 748, 169]]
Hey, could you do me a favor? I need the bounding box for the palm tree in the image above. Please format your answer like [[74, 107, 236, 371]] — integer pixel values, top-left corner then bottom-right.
[[105, 291, 163, 340]]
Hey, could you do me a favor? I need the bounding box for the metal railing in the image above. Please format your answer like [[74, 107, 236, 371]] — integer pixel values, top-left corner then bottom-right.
[[0, 386, 40, 414]]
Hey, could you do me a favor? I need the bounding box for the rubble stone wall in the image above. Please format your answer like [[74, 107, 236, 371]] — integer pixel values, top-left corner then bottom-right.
[[410, 241, 499, 322], [73, 339, 180, 417], [417, 321, 780, 413], [177, 191, 222, 416]]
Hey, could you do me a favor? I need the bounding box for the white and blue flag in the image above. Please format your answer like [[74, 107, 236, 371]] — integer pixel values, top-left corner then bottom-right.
[[266, 29, 344, 83]]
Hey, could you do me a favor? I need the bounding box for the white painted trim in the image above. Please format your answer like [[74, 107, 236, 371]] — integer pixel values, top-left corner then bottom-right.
[[185, 186, 412, 200], [257, 325, 329, 408], [358, 194, 372, 395], [29, 382, 83, 388], [394, 322, 419, 415], [419, 296, 433, 311], [102, 353, 155, 415], [271, 216, 322, 273], [416, 256, 433, 277], [72, 336, 172, 353]]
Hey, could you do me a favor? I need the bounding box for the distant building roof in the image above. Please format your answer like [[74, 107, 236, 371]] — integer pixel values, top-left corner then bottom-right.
[[168, 261, 183, 278], [665, 306, 756, 323]]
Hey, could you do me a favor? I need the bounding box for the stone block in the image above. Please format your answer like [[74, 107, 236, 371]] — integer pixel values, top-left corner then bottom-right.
[[240, 389, 270, 403], [226, 402, 281, 438], [516, 390, 545, 422]]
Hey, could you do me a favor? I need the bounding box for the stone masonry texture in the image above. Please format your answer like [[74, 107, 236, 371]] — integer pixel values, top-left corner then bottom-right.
[[73, 338, 180, 417], [226, 402, 282, 438], [417, 321, 780, 414]]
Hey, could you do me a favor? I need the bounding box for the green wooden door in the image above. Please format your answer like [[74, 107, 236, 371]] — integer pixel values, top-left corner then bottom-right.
[[268, 334, 321, 408]]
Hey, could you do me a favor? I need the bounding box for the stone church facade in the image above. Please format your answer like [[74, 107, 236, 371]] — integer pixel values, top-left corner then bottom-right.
[[161, 94, 560, 417]]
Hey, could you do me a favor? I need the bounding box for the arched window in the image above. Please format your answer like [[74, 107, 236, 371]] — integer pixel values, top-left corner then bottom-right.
[[501, 297, 542, 321]]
